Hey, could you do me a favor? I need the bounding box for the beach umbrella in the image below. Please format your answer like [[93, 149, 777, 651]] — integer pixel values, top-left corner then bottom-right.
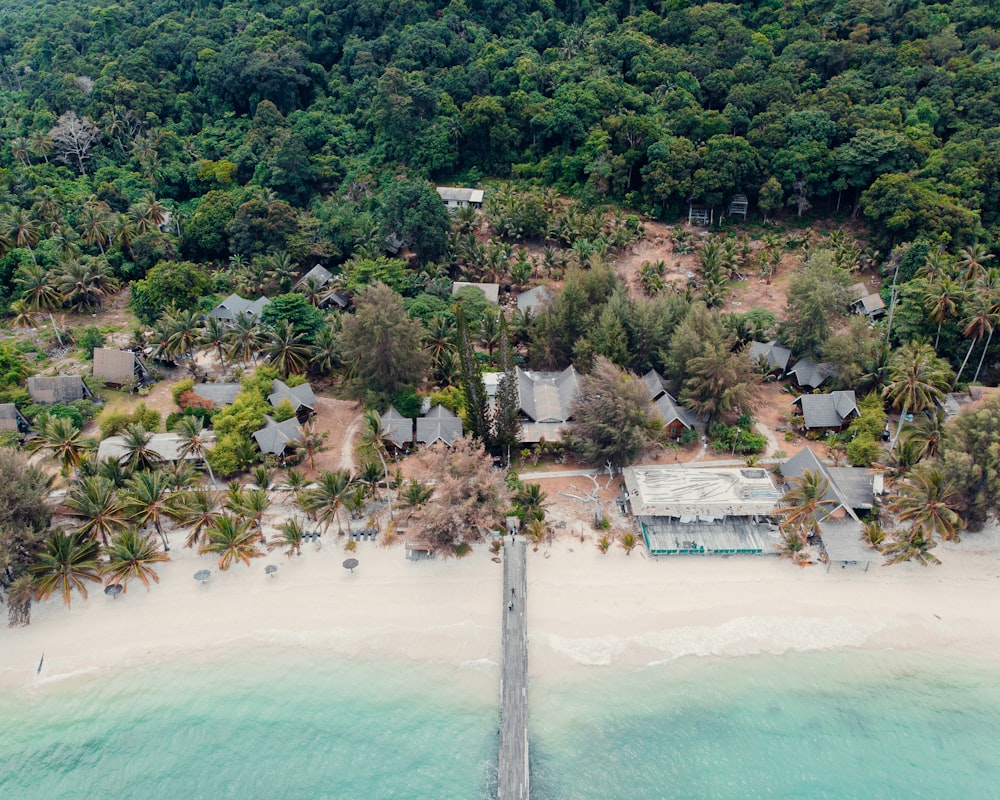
[[194, 569, 211, 583], [265, 564, 278, 578], [342, 558, 359, 574], [104, 583, 123, 599]]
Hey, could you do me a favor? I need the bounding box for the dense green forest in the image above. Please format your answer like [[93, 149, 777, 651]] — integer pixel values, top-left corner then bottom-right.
[[0, 0, 998, 269]]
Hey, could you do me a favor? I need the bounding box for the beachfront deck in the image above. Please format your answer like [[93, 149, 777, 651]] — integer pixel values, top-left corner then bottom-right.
[[639, 516, 781, 555], [499, 537, 529, 800]]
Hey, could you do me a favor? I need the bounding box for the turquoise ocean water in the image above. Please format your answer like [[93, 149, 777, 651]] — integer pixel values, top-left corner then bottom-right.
[[2, 648, 999, 799]]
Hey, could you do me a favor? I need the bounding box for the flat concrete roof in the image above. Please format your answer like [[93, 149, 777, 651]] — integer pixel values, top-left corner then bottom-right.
[[623, 466, 782, 520]]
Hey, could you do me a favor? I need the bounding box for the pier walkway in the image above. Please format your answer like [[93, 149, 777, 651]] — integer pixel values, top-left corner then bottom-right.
[[498, 537, 529, 800]]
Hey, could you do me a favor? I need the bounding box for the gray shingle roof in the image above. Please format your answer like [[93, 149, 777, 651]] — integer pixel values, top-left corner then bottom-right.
[[193, 382, 242, 406], [93, 348, 147, 383], [268, 379, 317, 414], [452, 281, 500, 304], [380, 406, 413, 448], [781, 447, 873, 516], [436, 187, 484, 204], [27, 375, 92, 404], [651, 392, 699, 429], [97, 431, 216, 463], [641, 369, 669, 401], [787, 359, 836, 389], [0, 403, 29, 432], [251, 415, 303, 455], [208, 293, 271, 321], [295, 264, 333, 288], [795, 391, 858, 429], [516, 366, 578, 423], [415, 405, 463, 446], [818, 518, 877, 564], [747, 340, 792, 372]]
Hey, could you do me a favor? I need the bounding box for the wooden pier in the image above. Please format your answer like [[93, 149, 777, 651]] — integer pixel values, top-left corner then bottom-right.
[[498, 537, 529, 800]]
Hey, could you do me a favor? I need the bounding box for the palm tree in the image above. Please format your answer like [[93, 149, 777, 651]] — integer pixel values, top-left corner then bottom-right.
[[102, 529, 170, 590], [266, 319, 311, 376], [7, 299, 38, 329], [954, 295, 997, 386], [266, 251, 298, 292], [957, 242, 994, 285], [889, 464, 965, 543], [514, 483, 548, 519], [129, 192, 168, 234], [163, 307, 205, 362], [357, 460, 383, 500], [64, 475, 128, 546], [78, 200, 114, 258], [900, 410, 946, 463], [15, 263, 61, 311], [31, 531, 102, 607], [778, 470, 836, 538], [922, 276, 965, 349], [233, 487, 270, 538], [270, 517, 307, 557], [226, 311, 264, 367], [883, 525, 941, 566], [293, 422, 328, 471], [123, 470, 175, 551], [971, 271, 1000, 384], [118, 424, 162, 473], [776, 527, 809, 565], [170, 489, 222, 549], [0, 206, 41, 264], [56, 258, 118, 312], [400, 479, 433, 512], [199, 514, 264, 570], [170, 416, 217, 487], [882, 341, 952, 450], [619, 530, 639, 555], [309, 322, 341, 377], [358, 409, 393, 519], [29, 416, 94, 475], [200, 314, 230, 369], [300, 469, 354, 534]]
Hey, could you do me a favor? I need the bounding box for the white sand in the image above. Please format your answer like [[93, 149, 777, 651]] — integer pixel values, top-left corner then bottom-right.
[[3, 529, 1000, 688]]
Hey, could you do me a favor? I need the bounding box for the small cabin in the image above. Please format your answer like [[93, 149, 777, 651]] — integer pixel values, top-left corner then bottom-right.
[[436, 186, 484, 211]]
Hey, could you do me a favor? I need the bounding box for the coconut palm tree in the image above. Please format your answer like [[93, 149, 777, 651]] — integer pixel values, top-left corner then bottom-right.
[[170, 416, 217, 487], [163, 307, 205, 362], [882, 341, 952, 450], [266, 251, 297, 293], [775, 527, 809, 565], [200, 314, 229, 369], [64, 475, 128, 546], [30, 531, 102, 607], [778, 470, 836, 539], [199, 514, 264, 570], [170, 488, 222, 549], [400, 479, 433, 512], [357, 460, 383, 501], [78, 200, 114, 258], [102, 528, 170, 590], [270, 517, 307, 557], [266, 319, 311, 376], [129, 192, 168, 234], [300, 469, 354, 534], [56, 258, 118, 312], [514, 483, 548, 519], [15, 263, 61, 311], [7, 299, 38, 329], [0, 206, 41, 264], [922, 275, 965, 350], [123, 469, 175, 551], [118, 424, 162, 473], [226, 311, 264, 367], [957, 242, 994, 285], [883, 525, 941, 566], [970, 271, 1000, 384], [889, 464, 965, 543], [309, 321, 341, 377], [900, 410, 946, 463], [293, 422, 328, 471], [358, 409, 393, 519], [232, 487, 269, 538], [29, 416, 94, 475], [619, 530, 639, 555]]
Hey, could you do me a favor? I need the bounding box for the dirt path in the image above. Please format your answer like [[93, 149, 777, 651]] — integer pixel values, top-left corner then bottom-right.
[[338, 413, 363, 473], [306, 397, 363, 478]]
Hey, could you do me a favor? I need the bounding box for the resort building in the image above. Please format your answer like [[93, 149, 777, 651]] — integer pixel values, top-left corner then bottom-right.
[[415, 404, 463, 447], [267, 379, 317, 423], [516, 286, 552, 314], [747, 340, 793, 376], [791, 390, 859, 432], [192, 382, 241, 407], [642, 370, 702, 440], [787, 358, 837, 391], [849, 282, 886, 319], [452, 281, 500, 305], [251, 415, 303, 457], [379, 406, 414, 450], [623, 466, 783, 555], [483, 365, 580, 444], [0, 403, 30, 435], [27, 375, 94, 404], [97, 431, 216, 464], [436, 186, 485, 210], [92, 348, 149, 388], [208, 293, 271, 323]]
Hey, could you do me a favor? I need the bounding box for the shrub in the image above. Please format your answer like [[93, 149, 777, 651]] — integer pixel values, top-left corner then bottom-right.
[[272, 398, 296, 422], [46, 403, 86, 429], [679, 427, 699, 446], [846, 434, 882, 467], [98, 407, 132, 438], [177, 390, 215, 412], [76, 327, 105, 359], [171, 378, 194, 406], [131, 402, 161, 432]]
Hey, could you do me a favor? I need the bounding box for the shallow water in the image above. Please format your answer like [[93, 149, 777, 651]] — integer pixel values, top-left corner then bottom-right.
[[2, 649, 999, 799]]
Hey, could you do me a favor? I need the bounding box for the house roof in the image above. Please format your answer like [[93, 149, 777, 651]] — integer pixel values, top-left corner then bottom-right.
[[748, 340, 792, 372], [380, 406, 413, 448], [208, 293, 271, 320], [623, 466, 782, 519], [452, 281, 500, 305], [319, 289, 350, 309], [93, 348, 146, 383], [781, 447, 873, 515], [0, 403, 28, 431], [651, 392, 700, 430], [641, 369, 669, 401], [268, 379, 317, 413], [516, 286, 552, 313], [27, 375, 92, 404], [787, 359, 836, 389], [818, 518, 877, 564], [436, 187, 485, 204], [849, 282, 869, 300], [794, 391, 858, 429], [415, 404, 463, 446], [940, 387, 1000, 420], [852, 293, 886, 315], [516, 366, 579, 423], [97, 431, 216, 463], [251, 415, 303, 455], [192, 382, 241, 406], [295, 264, 333, 288], [520, 421, 569, 444]]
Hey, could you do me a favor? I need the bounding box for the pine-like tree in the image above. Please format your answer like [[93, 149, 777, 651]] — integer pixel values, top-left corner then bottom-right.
[[456, 304, 492, 446], [493, 312, 521, 460]]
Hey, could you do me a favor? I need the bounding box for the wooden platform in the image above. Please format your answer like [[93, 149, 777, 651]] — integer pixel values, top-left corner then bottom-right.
[[498, 537, 529, 800]]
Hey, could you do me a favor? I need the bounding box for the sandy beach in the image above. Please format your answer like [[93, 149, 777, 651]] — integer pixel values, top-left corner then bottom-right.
[[4, 524, 1000, 689]]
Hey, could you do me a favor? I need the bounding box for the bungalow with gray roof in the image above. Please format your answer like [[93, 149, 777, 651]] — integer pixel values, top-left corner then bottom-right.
[[192, 382, 241, 407], [97, 431, 216, 464], [516, 286, 552, 314], [787, 359, 836, 390], [642, 370, 701, 439], [380, 406, 414, 450], [452, 281, 500, 305], [27, 375, 94, 404], [0, 403, 30, 435], [849, 282, 886, 318], [208, 293, 271, 322], [436, 186, 484, 210], [295, 264, 333, 289], [252, 415, 303, 457], [93, 348, 149, 387], [748, 340, 793, 375], [268, 379, 317, 423], [415, 404, 463, 446], [791, 391, 859, 432]]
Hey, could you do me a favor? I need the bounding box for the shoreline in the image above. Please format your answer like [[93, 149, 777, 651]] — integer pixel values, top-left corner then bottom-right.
[[3, 530, 1000, 690]]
